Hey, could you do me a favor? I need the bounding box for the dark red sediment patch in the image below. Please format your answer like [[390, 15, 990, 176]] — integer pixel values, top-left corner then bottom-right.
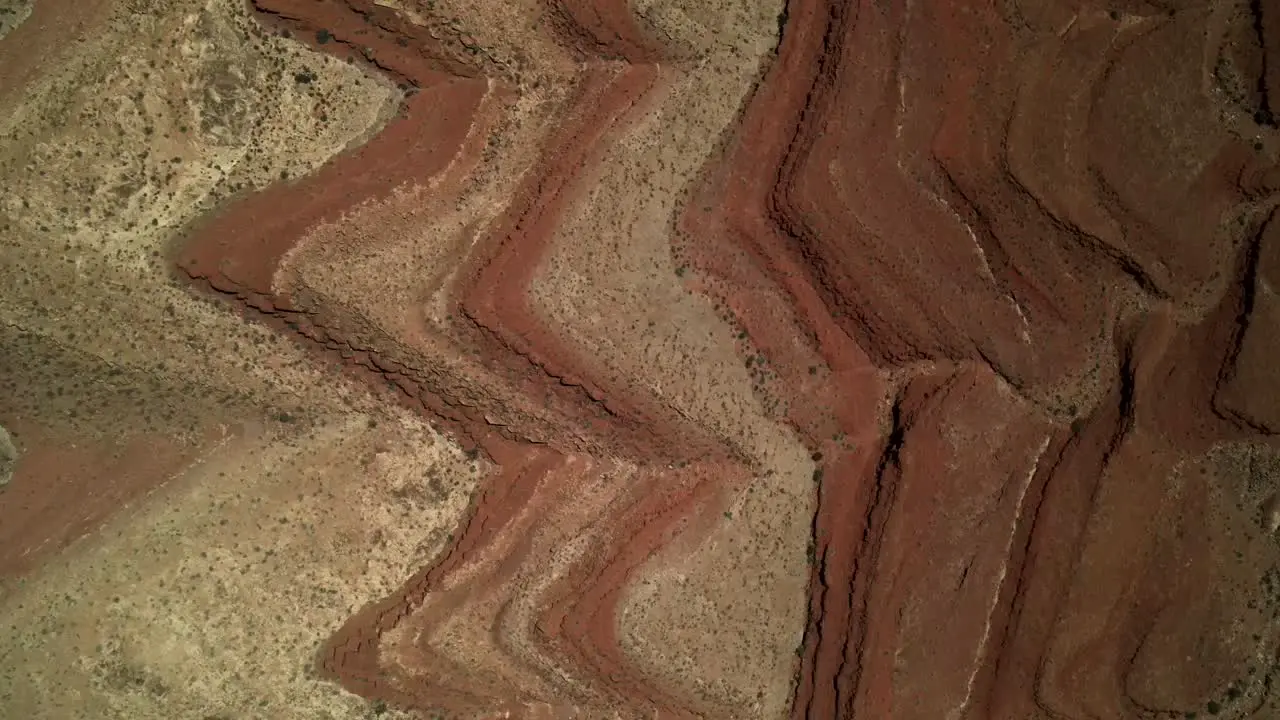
[[0, 321, 241, 593], [0, 0, 113, 101], [0, 420, 218, 586]]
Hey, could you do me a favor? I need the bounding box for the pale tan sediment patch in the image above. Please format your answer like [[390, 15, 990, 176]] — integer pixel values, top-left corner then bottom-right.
[[277, 76, 565, 339], [0, 0, 32, 41], [0, 2, 486, 715], [373, 0, 582, 80], [530, 0, 787, 465], [0, 0, 399, 416], [274, 0, 618, 333], [0, 412, 479, 720], [272, 73, 587, 445], [378, 455, 620, 708], [616, 451, 814, 718]]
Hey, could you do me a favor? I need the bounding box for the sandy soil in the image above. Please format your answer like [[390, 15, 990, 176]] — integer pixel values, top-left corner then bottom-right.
[[3, 0, 1280, 718]]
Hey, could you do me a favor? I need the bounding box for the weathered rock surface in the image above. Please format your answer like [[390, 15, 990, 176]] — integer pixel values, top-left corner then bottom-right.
[[2, 0, 1280, 718]]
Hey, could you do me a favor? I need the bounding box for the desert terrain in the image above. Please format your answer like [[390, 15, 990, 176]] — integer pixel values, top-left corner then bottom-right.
[[1, 0, 1279, 718]]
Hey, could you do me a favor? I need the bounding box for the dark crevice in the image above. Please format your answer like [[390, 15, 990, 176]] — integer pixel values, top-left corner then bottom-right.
[[1249, 0, 1276, 127], [776, 0, 791, 47], [1225, 213, 1266, 374], [799, 462, 829, 717], [829, 390, 907, 718], [1213, 210, 1273, 432]]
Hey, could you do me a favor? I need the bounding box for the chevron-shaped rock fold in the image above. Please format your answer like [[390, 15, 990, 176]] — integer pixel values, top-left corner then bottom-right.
[[2, 0, 1280, 718]]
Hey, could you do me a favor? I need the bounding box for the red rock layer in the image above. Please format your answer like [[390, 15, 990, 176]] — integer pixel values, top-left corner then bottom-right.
[[178, 1, 725, 464], [173, 0, 1280, 719], [0, 419, 213, 582], [677, 0, 1280, 718], [175, 0, 743, 716]]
